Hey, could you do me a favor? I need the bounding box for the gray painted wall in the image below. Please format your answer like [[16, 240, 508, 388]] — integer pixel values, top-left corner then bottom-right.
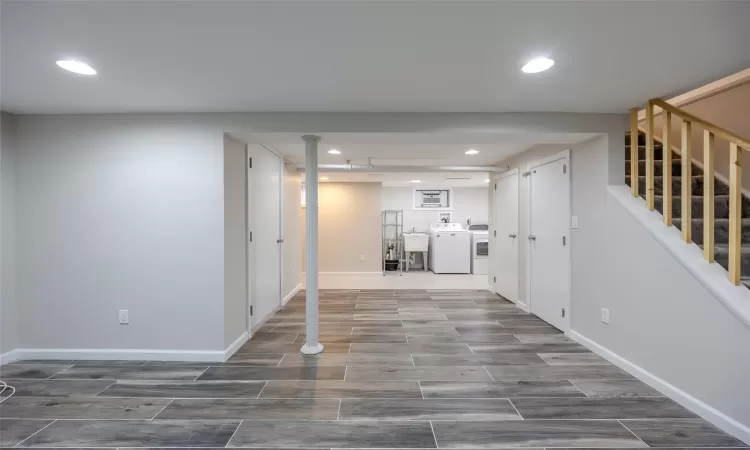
[[1, 112, 19, 354], [15, 115, 226, 351], [582, 192, 750, 427], [7, 111, 624, 355], [223, 135, 248, 347], [495, 131, 750, 432]]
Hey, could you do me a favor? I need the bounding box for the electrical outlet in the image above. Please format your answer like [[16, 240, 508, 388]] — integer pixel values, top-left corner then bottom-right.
[[360, 255, 365, 261], [601, 308, 610, 324], [118, 310, 129, 324]]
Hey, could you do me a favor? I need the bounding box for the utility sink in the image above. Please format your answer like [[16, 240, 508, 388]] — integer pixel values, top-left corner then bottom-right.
[[403, 232, 429, 252]]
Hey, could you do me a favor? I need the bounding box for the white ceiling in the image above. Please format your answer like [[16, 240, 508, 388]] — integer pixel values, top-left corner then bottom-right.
[[318, 172, 492, 188], [241, 131, 595, 186], [3, 1, 749, 114]]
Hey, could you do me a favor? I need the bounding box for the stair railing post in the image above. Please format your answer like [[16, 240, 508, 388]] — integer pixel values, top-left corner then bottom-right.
[[681, 119, 692, 243], [729, 142, 742, 285], [663, 111, 673, 226], [646, 101, 656, 211], [704, 130, 715, 262], [630, 108, 639, 197]]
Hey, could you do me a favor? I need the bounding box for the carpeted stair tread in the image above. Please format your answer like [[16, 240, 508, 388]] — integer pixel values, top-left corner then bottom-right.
[[625, 175, 730, 196], [707, 244, 750, 276], [625, 159, 703, 177], [672, 218, 750, 245], [626, 130, 750, 288], [651, 195, 750, 220]]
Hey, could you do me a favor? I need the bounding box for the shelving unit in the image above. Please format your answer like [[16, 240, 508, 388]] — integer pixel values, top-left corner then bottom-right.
[[381, 210, 403, 276]]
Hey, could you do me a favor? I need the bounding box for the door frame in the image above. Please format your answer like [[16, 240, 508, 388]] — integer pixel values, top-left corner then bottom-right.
[[525, 149, 571, 329], [491, 168, 519, 302], [246, 144, 285, 336], [259, 144, 285, 312], [245, 144, 253, 334]]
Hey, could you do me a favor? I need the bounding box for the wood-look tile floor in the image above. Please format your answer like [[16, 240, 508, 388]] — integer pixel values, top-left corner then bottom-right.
[[0, 289, 746, 449]]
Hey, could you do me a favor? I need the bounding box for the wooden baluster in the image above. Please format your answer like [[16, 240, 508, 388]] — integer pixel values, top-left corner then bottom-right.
[[630, 108, 639, 197], [729, 142, 742, 285], [663, 111, 672, 226], [646, 102, 655, 210], [681, 120, 692, 243], [704, 131, 715, 262]]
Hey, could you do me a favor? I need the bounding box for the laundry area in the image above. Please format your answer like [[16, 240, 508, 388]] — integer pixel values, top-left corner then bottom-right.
[[235, 131, 583, 295], [381, 187, 489, 277]]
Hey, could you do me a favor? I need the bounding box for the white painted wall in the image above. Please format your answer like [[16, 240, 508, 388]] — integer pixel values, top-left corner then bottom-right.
[[15, 115, 226, 352], [282, 164, 301, 299], [382, 187, 489, 232], [223, 135, 247, 347], [1, 113, 19, 356]]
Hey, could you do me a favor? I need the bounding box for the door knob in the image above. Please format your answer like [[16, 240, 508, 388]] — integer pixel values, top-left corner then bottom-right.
[[528, 234, 536, 241], [508, 233, 517, 238], [277, 239, 284, 243]]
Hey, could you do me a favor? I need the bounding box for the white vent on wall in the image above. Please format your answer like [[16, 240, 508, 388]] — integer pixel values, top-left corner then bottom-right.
[[413, 188, 453, 210]]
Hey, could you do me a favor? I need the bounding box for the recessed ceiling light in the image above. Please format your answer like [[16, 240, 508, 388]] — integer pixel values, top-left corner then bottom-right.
[[328, 149, 341, 155], [465, 149, 479, 155], [485, 179, 490, 182], [56, 60, 97, 76], [320, 176, 329, 181], [522, 57, 554, 74], [411, 180, 421, 183]]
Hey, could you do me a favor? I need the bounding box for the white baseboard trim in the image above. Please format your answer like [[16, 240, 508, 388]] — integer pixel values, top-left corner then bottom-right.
[[223, 331, 248, 362], [13, 347, 225, 362], [568, 330, 750, 445], [0, 349, 19, 365], [282, 283, 302, 306]]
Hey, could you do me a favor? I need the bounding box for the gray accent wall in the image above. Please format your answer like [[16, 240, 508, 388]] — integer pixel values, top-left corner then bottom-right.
[[1, 112, 19, 354], [14, 115, 226, 351]]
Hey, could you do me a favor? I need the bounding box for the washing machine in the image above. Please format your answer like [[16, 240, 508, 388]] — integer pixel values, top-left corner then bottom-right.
[[428, 223, 471, 274], [469, 224, 489, 275]]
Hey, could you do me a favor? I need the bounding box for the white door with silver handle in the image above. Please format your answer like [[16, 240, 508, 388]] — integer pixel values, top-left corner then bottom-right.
[[493, 171, 519, 303]]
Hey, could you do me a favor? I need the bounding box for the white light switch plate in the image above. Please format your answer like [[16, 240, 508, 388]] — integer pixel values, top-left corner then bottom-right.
[[572, 216, 579, 229], [118, 310, 129, 324]]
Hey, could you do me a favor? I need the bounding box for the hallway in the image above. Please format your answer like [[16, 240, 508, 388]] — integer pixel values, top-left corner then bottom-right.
[[0, 289, 745, 448]]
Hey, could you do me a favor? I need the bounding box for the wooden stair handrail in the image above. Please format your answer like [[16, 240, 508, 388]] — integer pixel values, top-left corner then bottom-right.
[[638, 98, 747, 286], [649, 98, 750, 150]]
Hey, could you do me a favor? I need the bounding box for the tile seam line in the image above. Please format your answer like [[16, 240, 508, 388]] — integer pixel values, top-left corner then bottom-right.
[[13, 418, 57, 447], [150, 398, 174, 420], [617, 418, 651, 447], [429, 419, 440, 449], [224, 418, 244, 448], [255, 381, 269, 399]]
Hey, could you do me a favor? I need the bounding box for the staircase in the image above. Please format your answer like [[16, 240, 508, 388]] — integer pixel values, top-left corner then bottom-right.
[[625, 131, 750, 288]]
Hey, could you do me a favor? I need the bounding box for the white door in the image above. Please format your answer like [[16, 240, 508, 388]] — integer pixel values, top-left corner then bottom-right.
[[529, 153, 571, 331], [248, 145, 282, 330], [493, 170, 519, 303]]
